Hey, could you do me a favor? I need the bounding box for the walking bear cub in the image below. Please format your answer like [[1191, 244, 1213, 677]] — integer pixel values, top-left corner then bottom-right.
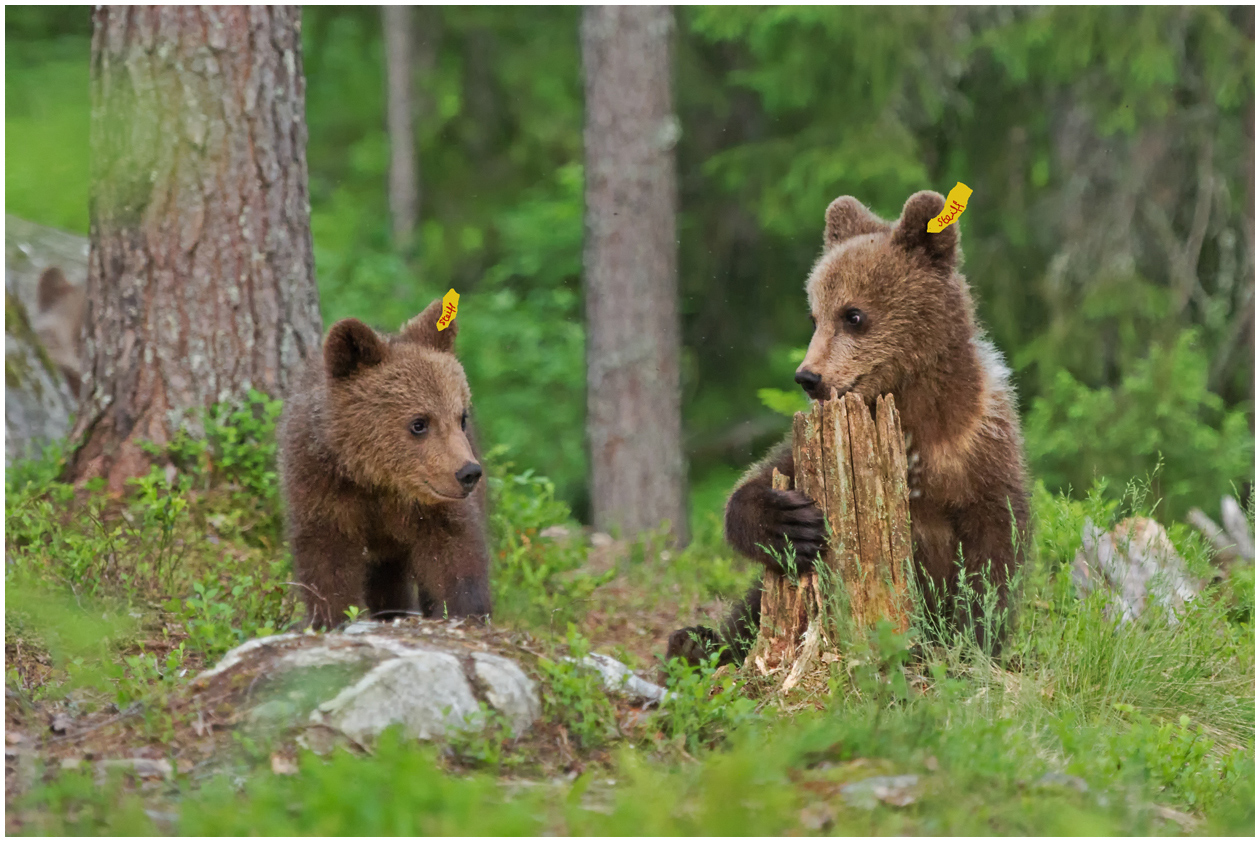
[[669, 190, 1031, 664], [280, 298, 491, 629]]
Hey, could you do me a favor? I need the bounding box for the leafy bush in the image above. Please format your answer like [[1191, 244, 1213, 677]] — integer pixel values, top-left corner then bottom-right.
[[487, 455, 614, 631], [1026, 330, 1253, 520]]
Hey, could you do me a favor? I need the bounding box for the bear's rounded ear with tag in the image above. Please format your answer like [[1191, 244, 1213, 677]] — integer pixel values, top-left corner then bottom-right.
[[325, 318, 386, 380], [892, 191, 959, 267], [399, 298, 457, 353], [824, 196, 888, 248]]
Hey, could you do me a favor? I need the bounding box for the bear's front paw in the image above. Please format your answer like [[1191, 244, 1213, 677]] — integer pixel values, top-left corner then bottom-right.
[[666, 625, 722, 666], [764, 488, 826, 572]]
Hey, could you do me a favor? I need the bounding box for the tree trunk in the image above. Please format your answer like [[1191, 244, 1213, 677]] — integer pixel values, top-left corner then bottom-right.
[[581, 5, 687, 543], [747, 393, 913, 687], [70, 6, 322, 491], [383, 4, 419, 252]]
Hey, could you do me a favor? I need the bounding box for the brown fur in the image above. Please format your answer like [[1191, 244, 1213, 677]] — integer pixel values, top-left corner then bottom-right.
[[669, 191, 1031, 665], [279, 298, 491, 629], [31, 267, 86, 397]]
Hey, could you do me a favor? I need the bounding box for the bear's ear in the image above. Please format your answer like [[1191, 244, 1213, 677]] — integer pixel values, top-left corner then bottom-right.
[[36, 267, 75, 313], [824, 197, 887, 248], [325, 318, 386, 380], [398, 298, 456, 353], [892, 190, 959, 267]]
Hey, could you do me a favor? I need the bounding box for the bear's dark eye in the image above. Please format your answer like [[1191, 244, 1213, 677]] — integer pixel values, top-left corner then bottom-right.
[[460, 411, 469, 431], [409, 417, 429, 437], [842, 308, 866, 332]]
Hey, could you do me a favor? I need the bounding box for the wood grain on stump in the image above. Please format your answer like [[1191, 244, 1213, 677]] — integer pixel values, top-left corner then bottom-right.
[[747, 392, 913, 690]]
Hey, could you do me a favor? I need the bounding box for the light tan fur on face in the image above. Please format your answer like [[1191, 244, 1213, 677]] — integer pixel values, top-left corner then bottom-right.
[[328, 344, 474, 503]]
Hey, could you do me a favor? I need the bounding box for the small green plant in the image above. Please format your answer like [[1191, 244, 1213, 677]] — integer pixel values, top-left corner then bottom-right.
[[654, 652, 759, 752], [444, 703, 519, 770], [536, 626, 618, 750], [487, 454, 615, 631]]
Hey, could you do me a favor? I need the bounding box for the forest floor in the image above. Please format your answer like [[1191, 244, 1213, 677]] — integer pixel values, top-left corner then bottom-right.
[[3, 429, 1255, 835]]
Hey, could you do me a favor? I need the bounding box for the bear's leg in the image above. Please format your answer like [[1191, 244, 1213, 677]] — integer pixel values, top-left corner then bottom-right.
[[413, 541, 492, 621], [364, 555, 416, 620], [667, 581, 763, 667], [291, 529, 366, 630], [952, 502, 1024, 656]]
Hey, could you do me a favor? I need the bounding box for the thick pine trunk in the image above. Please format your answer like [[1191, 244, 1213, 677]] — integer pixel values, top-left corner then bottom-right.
[[748, 393, 913, 687], [383, 4, 419, 252], [581, 5, 687, 543], [70, 6, 322, 491]]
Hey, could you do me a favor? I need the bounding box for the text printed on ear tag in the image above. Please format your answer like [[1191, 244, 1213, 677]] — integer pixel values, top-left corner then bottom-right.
[[436, 289, 460, 331], [927, 182, 972, 233]]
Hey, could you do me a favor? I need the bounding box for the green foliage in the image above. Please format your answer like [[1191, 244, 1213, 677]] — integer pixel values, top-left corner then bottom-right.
[[757, 386, 809, 419], [536, 626, 619, 751], [1027, 330, 1254, 519], [6, 7, 1252, 515], [487, 454, 614, 631], [5, 31, 90, 232], [179, 729, 544, 834], [13, 764, 157, 835], [161, 388, 286, 543], [654, 653, 759, 752]]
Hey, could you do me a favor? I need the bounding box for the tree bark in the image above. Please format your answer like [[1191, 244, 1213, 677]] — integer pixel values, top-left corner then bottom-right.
[[70, 6, 322, 491], [383, 4, 419, 252], [581, 5, 687, 543], [748, 393, 913, 686]]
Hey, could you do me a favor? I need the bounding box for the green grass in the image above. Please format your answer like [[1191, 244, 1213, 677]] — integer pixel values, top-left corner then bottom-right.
[[5, 34, 90, 233], [4, 391, 1254, 835]]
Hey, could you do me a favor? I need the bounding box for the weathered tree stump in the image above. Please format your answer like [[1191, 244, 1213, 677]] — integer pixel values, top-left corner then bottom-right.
[[747, 392, 913, 689]]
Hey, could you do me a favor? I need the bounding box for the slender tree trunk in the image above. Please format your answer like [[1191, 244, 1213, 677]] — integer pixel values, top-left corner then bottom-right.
[[383, 4, 419, 252], [581, 5, 687, 544], [70, 6, 322, 491]]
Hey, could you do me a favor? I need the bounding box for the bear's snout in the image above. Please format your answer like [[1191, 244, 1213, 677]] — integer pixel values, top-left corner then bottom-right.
[[795, 368, 823, 398], [455, 461, 483, 494]]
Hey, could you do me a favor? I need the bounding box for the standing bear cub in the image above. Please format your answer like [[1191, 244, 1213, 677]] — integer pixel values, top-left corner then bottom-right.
[[280, 298, 491, 629], [670, 190, 1031, 664]]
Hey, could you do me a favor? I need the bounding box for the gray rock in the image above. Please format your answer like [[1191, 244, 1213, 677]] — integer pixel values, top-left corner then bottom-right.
[[196, 620, 543, 745], [97, 757, 173, 780], [5, 295, 75, 466], [840, 774, 920, 809], [5, 216, 87, 467], [473, 652, 543, 735], [1036, 771, 1089, 793], [312, 651, 481, 743], [1072, 517, 1199, 624]]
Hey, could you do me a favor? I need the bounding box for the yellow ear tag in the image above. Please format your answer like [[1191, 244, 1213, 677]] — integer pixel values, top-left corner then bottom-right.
[[436, 288, 460, 331], [926, 182, 972, 233]]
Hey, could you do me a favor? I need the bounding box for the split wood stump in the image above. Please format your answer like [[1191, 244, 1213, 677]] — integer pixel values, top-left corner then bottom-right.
[[746, 392, 913, 691]]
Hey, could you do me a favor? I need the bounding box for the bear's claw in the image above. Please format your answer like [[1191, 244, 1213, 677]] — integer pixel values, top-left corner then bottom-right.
[[765, 488, 826, 571]]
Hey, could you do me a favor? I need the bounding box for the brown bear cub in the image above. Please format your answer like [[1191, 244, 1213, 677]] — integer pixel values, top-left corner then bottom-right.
[[669, 190, 1031, 665], [280, 298, 491, 629]]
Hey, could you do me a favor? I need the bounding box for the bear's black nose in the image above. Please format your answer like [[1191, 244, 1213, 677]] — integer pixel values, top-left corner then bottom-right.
[[795, 369, 822, 393], [455, 462, 483, 492]]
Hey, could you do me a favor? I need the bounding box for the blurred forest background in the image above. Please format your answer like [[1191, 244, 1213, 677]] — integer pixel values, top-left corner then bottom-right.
[[6, 5, 1254, 527]]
